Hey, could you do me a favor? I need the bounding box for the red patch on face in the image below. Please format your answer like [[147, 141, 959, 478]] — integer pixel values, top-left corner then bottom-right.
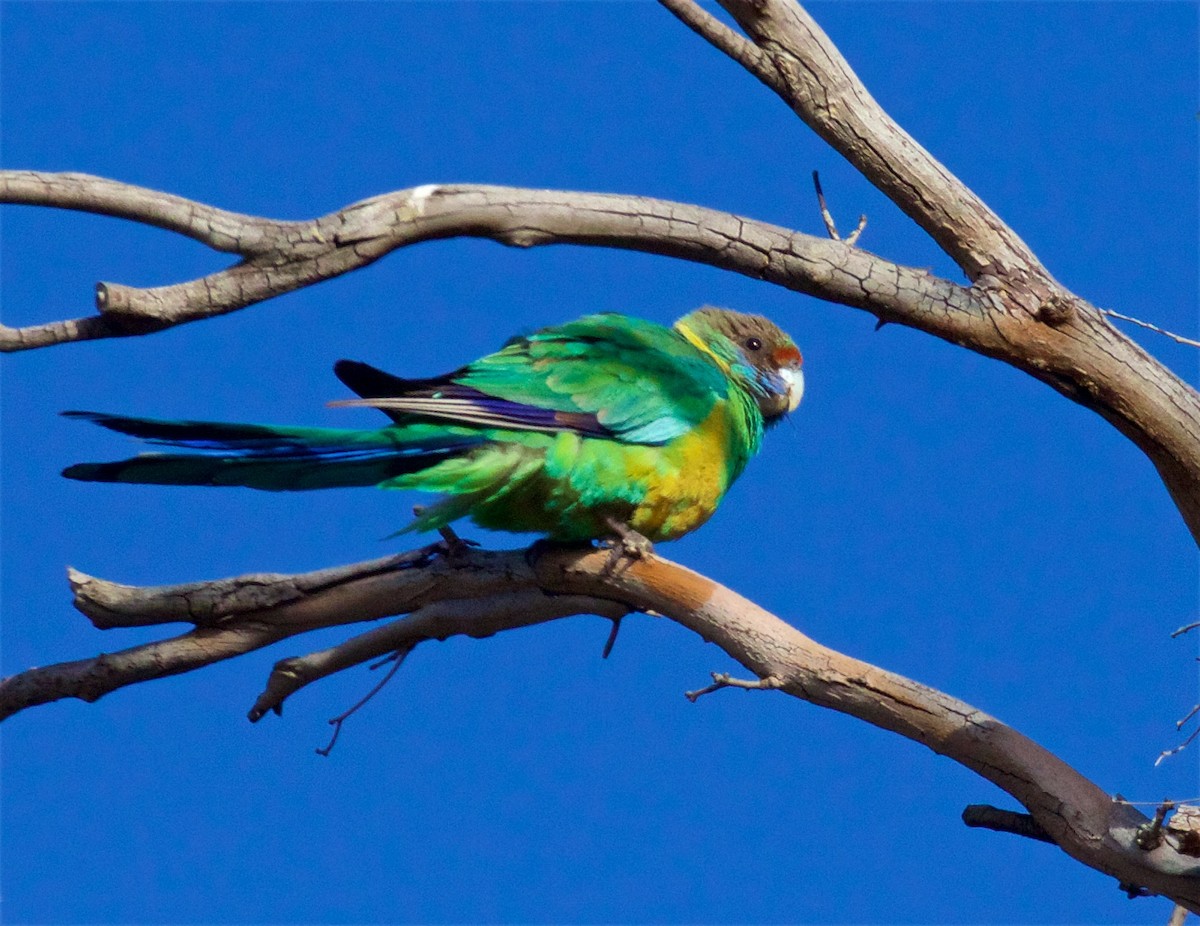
[[772, 344, 803, 367]]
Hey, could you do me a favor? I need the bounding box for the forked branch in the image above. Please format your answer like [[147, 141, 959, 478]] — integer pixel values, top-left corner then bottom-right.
[[7, 167, 1200, 543], [1, 544, 1197, 908], [657, 0, 1200, 545], [4, 0, 1200, 909]]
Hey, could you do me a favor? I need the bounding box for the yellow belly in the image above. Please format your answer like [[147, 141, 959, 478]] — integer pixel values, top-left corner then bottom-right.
[[623, 404, 733, 541], [412, 402, 740, 543]]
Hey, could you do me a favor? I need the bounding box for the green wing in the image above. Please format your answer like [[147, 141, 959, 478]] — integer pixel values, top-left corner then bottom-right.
[[338, 314, 729, 445]]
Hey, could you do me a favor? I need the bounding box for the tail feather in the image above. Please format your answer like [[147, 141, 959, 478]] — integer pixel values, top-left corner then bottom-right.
[[61, 411, 481, 492], [63, 411, 391, 453], [334, 359, 462, 425]]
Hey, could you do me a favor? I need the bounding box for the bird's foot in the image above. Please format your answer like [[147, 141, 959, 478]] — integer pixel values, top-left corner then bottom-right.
[[411, 507, 479, 562], [601, 517, 654, 575], [435, 524, 479, 561]]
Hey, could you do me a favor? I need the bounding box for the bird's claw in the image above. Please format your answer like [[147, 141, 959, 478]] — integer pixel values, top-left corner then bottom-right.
[[435, 524, 478, 560], [408, 506, 478, 561], [601, 517, 653, 575]]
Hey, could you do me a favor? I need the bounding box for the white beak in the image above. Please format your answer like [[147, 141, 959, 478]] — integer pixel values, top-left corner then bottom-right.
[[779, 366, 805, 412]]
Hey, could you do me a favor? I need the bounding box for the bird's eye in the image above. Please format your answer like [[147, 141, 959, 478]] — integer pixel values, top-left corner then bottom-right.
[[745, 337, 763, 351]]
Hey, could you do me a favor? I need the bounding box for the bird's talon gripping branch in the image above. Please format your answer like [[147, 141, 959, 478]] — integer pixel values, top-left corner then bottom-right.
[[601, 516, 654, 574], [1135, 802, 1175, 850], [685, 671, 784, 702], [435, 524, 479, 560], [62, 308, 804, 559]]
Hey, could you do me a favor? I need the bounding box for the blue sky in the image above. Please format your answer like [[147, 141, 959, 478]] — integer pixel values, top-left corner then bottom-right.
[[2, 3, 1197, 923]]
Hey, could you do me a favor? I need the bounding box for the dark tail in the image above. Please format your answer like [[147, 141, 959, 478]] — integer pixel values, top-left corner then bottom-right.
[[61, 411, 478, 492]]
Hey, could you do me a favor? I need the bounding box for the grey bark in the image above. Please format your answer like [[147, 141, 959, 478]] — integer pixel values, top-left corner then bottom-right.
[[3, 0, 1197, 911]]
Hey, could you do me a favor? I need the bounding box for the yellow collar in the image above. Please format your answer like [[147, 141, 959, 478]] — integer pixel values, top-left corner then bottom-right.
[[674, 321, 731, 373]]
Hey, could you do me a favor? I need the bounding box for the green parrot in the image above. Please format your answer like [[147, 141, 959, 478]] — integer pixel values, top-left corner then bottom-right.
[[62, 307, 804, 543]]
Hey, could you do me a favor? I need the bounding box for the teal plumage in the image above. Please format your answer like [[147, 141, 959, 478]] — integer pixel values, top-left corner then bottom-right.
[[63, 308, 804, 542]]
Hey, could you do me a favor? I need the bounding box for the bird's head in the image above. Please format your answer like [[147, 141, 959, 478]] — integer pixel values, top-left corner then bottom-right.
[[674, 307, 804, 422]]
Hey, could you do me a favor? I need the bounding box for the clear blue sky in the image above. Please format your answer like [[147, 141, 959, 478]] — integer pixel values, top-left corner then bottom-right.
[[3, 3, 1197, 923]]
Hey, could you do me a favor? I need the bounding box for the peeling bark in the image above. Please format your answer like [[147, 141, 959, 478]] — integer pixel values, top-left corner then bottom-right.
[[3, 0, 1198, 909], [3, 547, 1198, 907]]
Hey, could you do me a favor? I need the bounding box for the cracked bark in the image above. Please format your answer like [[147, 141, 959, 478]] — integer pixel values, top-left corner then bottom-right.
[[3, 0, 1198, 911], [4, 176, 1197, 542], [3, 547, 1197, 907]]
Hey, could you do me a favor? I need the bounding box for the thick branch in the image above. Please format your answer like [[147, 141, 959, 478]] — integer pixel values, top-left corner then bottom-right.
[[2, 546, 1198, 907], [1, 170, 975, 352], [658, 1, 1200, 546], [687, 0, 1046, 283], [8, 170, 1200, 545]]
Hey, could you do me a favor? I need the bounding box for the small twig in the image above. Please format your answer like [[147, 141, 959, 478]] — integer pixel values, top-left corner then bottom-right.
[[685, 670, 782, 702], [1168, 903, 1189, 926], [844, 214, 868, 247], [1156, 736, 1200, 767], [1100, 309, 1200, 349], [811, 170, 867, 245], [1172, 621, 1200, 638], [1156, 715, 1200, 766], [601, 616, 623, 659], [813, 171, 839, 239], [316, 646, 411, 757], [1136, 802, 1176, 851], [961, 804, 1055, 845]]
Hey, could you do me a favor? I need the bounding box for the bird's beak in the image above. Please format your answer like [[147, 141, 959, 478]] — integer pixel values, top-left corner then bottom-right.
[[779, 366, 804, 412]]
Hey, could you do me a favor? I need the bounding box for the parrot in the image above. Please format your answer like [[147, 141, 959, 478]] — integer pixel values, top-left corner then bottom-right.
[[62, 307, 804, 545]]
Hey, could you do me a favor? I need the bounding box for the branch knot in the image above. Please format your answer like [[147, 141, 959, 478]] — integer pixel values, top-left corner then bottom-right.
[[1034, 293, 1077, 327]]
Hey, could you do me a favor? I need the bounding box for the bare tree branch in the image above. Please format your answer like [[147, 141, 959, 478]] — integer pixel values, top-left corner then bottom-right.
[[696, 0, 1046, 283], [657, 0, 785, 94], [8, 169, 1200, 545], [6, 1, 1199, 910], [666, 1, 1200, 546], [2, 544, 1198, 908], [1, 170, 981, 353], [246, 590, 627, 722], [0, 169, 279, 251]]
